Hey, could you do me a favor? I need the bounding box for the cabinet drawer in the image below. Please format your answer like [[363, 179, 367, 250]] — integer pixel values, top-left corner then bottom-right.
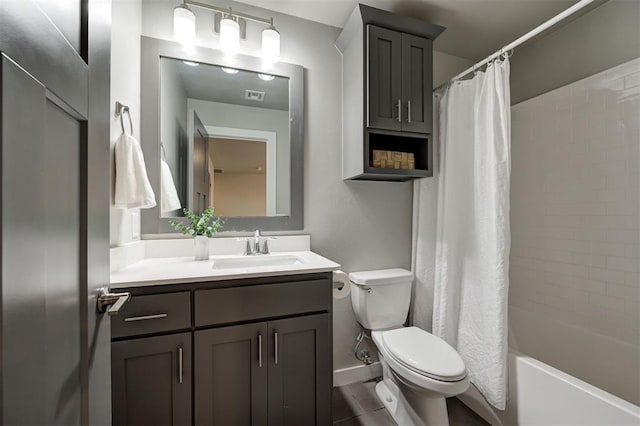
[[112, 292, 191, 339], [195, 280, 330, 327]]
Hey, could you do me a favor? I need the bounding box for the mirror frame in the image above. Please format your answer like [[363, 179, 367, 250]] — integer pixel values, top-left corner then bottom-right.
[[140, 36, 304, 234]]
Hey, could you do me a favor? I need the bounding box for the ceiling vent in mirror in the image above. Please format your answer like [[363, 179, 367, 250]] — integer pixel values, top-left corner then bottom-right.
[[245, 90, 265, 102]]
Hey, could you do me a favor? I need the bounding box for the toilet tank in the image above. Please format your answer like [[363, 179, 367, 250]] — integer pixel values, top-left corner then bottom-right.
[[349, 268, 413, 331]]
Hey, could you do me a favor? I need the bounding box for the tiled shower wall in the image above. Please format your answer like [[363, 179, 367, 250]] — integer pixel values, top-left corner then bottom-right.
[[509, 58, 640, 405]]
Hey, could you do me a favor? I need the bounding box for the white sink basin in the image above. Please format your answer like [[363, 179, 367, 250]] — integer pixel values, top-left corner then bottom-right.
[[211, 254, 303, 270]]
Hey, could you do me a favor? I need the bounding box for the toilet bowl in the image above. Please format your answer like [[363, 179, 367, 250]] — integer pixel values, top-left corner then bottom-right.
[[349, 269, 469, 426]]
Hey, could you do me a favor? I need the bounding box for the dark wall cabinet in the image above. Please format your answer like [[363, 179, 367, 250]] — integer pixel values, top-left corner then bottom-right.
[[337, 5, 444, 181], [368, 25, 432, 134], [111, 273, 332, 426]]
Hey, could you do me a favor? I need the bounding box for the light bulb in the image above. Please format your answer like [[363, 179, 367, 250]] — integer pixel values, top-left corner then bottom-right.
[[220, 15, 240, 56], [173, 4, 196, 47], [261, 25, 280, 65], [258, 73, 275, 81]]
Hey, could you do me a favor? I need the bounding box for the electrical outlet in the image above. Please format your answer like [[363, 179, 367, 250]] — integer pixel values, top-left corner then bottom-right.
[[131, 211, 140, 240]]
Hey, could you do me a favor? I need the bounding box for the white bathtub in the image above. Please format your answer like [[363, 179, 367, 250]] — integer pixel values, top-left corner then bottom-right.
[[458, 351, 640, 426]]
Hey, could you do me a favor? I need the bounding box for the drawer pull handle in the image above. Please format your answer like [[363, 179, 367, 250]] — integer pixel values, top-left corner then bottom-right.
[[124, 313, 168, 322], [258, 333, 263, 368], [178, 347, 183, 384], [274, 331, 279, 365]]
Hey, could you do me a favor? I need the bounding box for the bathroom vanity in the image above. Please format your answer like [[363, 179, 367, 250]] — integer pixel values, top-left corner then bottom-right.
[[110, 240, 338, 426]]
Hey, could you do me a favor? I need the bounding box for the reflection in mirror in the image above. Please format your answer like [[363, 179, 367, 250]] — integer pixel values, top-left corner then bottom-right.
[[159, 57, 290, 218]]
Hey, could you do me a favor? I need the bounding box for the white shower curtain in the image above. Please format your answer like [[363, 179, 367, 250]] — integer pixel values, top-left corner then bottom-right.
[[416, 59, 511, 410]]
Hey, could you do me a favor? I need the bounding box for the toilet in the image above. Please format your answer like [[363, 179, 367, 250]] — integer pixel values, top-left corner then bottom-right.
[[349, 268, 469, 426]]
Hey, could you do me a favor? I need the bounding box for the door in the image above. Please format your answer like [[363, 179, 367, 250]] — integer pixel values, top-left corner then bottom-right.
[[0, 0, 111, 424], [402, 33, 432, 134], [268, 314, 331, 426], [195, 323, 268, 425], [193, 111, 209, 215], [368, 24, 402, 130], [112, 333, 192, 426]]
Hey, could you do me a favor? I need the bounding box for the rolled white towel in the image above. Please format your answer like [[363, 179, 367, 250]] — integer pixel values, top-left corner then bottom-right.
[[161, 159, 181, 213], [114, 132, 156, 209]]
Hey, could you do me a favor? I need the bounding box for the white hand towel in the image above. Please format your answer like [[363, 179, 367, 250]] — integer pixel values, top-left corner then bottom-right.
[[161, 159, 181, 213], [114, 132, 156, 209]]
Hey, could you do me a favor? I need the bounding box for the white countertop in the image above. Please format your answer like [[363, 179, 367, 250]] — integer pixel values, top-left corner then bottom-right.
[[111, 251, 340, 288]]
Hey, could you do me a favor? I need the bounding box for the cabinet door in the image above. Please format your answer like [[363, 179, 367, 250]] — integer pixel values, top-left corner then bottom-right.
[[401, 33, 433, 134], [368, 25, 403, 130], [112, 333, 192, 426], [268, 314, 331, 426], [195, 323, 268, 426]]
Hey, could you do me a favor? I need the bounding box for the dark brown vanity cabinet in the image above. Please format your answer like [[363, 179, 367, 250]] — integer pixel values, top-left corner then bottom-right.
[[195, 314, 330, 426], [111, 273, 332, 426], [368, 25, 433, 134], [112, 333, 192, 426]]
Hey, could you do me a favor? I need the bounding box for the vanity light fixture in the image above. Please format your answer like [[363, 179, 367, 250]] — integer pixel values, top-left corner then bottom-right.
[[219, 13, 240, 56], [221, 67, 239, 74], [173, 1, 281, 64], [258, 73, 275, 81], [261, 20, 280, 65], [173, 3, 196, 47]]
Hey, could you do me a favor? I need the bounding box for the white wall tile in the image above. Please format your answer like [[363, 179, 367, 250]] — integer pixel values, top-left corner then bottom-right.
[[509, 59, 640, 398]]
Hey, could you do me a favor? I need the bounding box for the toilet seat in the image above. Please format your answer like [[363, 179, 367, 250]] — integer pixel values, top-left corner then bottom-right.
[[379, 327, 467, 382]]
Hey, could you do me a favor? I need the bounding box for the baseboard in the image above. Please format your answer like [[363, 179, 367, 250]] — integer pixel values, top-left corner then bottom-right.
[[333, 362, 382, 387]]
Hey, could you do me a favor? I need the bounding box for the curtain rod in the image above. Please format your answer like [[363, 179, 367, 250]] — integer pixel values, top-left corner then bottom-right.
[[435, 0, 596, 91]]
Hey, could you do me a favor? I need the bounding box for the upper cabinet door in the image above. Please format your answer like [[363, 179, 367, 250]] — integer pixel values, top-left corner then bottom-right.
[[368, 25, 403, 130], [402, 33, 433, 134]]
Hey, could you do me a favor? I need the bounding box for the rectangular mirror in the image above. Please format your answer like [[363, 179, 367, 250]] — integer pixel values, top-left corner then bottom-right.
[[160, 57, 290, 218], [140, 36, 303, 234]]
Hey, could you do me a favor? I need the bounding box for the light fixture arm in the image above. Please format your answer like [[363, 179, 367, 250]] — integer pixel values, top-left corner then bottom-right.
[[185, 0, 273, 27]]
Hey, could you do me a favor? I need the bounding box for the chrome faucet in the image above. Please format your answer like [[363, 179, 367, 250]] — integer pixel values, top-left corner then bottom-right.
[[243, 230, 274, 255]]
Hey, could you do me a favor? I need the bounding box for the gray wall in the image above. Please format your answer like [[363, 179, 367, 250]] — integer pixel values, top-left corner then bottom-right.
[[111, 0, 471, 370], [110, 0, 142, 246], [511, 0, 640, 104]]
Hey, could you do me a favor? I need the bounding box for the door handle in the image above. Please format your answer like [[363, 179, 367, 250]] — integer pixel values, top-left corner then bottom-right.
[[96, 287, 130, 316], [274, 331, 279, 365], [258, 333, 263, 368], [396, 99, 402, 123], [407, 100, 412, 123]]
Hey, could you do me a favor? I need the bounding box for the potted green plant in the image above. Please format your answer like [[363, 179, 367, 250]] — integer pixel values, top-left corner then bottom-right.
[[170, 207, 223, 260]]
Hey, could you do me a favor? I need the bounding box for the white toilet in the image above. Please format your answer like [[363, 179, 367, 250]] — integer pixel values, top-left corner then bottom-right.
[[350, 268, 469, 426]]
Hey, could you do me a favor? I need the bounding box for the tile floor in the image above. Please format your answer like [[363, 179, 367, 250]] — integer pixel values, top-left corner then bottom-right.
[[333, 378, 488, 425]]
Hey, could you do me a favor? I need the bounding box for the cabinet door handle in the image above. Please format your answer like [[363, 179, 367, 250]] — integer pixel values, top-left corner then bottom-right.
[[407, 100, 412, 123], [396, 99, 402, 123], [274, 332, 279, 365], [258, 333, 263, 368], [124, 313, 168, 322], [178, 347, 183, 384]]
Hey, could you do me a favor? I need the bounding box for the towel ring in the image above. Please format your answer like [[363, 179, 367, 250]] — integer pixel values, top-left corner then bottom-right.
[[115, 101, 133, 135]]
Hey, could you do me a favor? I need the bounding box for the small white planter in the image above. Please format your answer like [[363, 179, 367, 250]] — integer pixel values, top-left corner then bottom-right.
[[193, 235, 210, 261]]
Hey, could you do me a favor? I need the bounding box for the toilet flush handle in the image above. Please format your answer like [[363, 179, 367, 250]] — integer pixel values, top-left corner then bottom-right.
[[363, 286, 372, 294]]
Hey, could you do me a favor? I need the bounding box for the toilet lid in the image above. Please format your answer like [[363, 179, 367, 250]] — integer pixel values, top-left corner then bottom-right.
[[381, 327, 467, 382]]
